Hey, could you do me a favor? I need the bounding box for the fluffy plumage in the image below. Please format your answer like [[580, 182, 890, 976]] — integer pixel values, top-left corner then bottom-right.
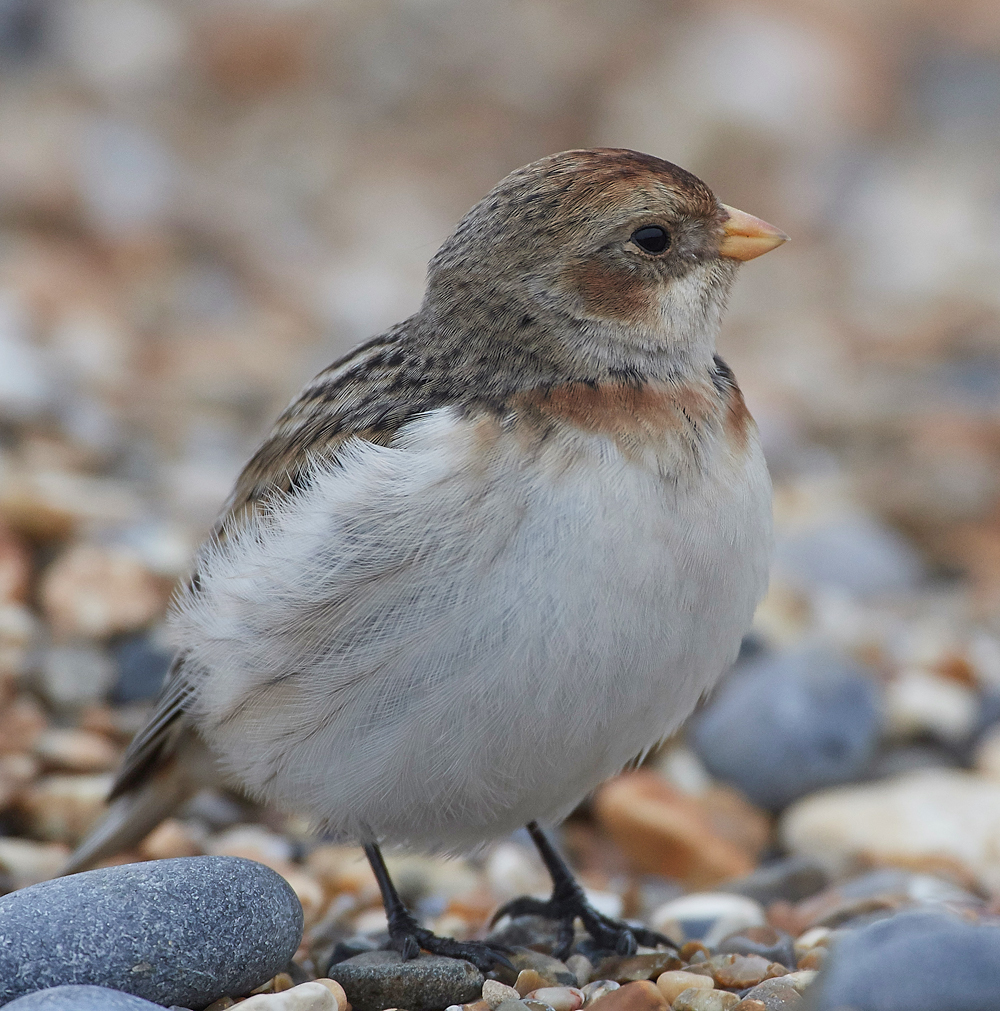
[[67, 147, 780, 873]]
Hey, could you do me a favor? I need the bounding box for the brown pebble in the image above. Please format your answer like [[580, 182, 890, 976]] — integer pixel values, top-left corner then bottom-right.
[[138, 818, 203, 861], [796, 948, 825, 970], [655, 970, 714, 1003], [592, 953, 682, 984], [707, 954, 776, 989], [731, 1001, 767, 1011], [33, 728, 119, 772], [587, 980, 667, 1011], [679, 941, 710, 962], [314, 978, 349, 1011], [515, 971, 549, 997]]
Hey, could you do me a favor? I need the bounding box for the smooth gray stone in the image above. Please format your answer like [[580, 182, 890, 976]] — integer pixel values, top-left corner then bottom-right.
[[691, 646, 881, 809], [811, 912, 1000, 1011], [327, 950, 483, 1011], [0, 856, 302, 1009], [4, 985, 170, 1009]]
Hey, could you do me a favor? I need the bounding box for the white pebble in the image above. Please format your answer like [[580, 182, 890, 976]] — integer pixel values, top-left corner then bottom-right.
[[238, 981, 338, 1011], [524, 987, 584, 1011], [580, 981, 618, 1006]]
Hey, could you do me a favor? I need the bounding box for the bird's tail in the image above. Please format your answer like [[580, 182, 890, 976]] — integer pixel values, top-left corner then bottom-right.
[[62, 730, 216, 876]]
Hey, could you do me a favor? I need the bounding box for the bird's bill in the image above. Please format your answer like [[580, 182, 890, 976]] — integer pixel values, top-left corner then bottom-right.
[[718, 204, 789, 261]]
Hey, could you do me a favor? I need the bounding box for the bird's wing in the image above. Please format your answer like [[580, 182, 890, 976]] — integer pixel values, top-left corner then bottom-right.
[[108, 322, 451, 800]]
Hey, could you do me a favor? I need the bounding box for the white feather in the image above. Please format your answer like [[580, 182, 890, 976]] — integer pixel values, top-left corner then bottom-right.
[[172, 404, 771, 851]]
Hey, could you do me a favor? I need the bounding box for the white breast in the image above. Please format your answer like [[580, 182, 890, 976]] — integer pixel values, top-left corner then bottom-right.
[[174, 405, 772, 850]]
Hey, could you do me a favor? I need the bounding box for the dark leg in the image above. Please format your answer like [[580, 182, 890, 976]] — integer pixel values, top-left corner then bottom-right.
[[364, 843, 512, 972], [490, 822, 676, 960]]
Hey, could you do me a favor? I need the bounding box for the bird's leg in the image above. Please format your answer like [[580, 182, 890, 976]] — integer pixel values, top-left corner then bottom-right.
[[364, 843, 512, 972], [490, 822, 676, 960]]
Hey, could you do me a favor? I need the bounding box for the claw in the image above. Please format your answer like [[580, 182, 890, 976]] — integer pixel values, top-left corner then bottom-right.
[[615, 930, 637, 956]]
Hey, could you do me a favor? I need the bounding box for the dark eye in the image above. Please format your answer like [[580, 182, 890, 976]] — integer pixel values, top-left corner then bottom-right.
[[631, 225, 670, 254]]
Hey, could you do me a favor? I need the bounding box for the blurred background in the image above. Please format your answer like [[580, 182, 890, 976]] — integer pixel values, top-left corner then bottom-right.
[[2, 0, 1000, 964]]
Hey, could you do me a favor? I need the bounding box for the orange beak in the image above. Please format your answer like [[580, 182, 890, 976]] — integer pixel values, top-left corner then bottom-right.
[[718, 204, 789, 261]]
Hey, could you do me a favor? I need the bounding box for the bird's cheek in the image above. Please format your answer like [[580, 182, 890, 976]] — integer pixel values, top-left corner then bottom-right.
[[559, 259, 660, 327]]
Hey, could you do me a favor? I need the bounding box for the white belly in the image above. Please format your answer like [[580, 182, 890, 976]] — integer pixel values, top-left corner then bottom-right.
[[174, 407, 772, 850]]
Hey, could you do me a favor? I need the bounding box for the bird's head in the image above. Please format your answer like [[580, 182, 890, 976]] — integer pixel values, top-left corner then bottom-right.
[[424, 148, 787, 379]]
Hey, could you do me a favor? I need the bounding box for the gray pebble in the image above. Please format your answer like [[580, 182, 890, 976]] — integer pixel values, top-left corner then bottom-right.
[[721, 856, 828, 906], [691, 647, 881, 809], [715, 926, 796, 971], [327, 950, 483, 1011], [812, 911, 1000, 1010], [0, 856, 302, 1009], [2, 985, 173, 1009]]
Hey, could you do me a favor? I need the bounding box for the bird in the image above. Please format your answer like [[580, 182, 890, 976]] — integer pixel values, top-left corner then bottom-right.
[[66, 148, 785, 970]]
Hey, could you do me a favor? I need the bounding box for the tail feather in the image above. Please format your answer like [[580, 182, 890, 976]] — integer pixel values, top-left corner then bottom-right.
[[63, 729, 218, 875]]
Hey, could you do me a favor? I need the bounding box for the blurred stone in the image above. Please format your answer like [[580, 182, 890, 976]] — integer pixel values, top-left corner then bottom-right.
[[715, 927, 796, 971], [0, 290, 54, 421], [0, 751, 39, 809], [0, 837, 70, 892], [774, 513, 925, 596], [0, 465, 139, 541], [33, 728, 119, 772], [485, 842, 550, 903], [648, 893, 765, 948], [109, 632, 173, 703], [0, 523, 31, 603], [654, 971, 713, 1004], [38, 644, 117, 709], [41, 544, 165, 640], [671, 989, 737, 1011], [809, 912, 1000, 1011], [973, 724, 1000, 780], [137, 818, 203, 861], [593, 771, 767, 889], [690, 647, 881, 809], [589, 955, 681, 985], [721, 856, 828, 906], [730, 975, 801, 1007], [0, 602, 38, 678], [884, 668, 978, 744], [782, 770, 1000, 892], [17, 773, 112, 844], [0, 693, 46, 753]]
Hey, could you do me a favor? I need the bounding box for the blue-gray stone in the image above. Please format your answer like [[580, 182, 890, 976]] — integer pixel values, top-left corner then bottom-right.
[[812, 911, 1000, 1010], [774, 513, 925, 596], [3, 985, 172, 1010], [690, 646, 881, 809], [0, 856, 302, 1009]]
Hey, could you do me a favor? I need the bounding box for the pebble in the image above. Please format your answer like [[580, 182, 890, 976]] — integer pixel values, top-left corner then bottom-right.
[[0, 522, 31, 603], [690, 647, 882, 809], [0, 856, 303, 1008], [0, 693, 46, 753], [773, 512, 925, 597], [1, 985, 172, 1009], [810, 911, 1000, 1010], [780, 769, 1000, 893], [38, 644, 118, 709], [580, 980, 619, 1006], [592, 772, 761, 888], [884, 668, 979, 744], [32, 727, 119, 772], [649, 893, 766, 949], [523, 988, 584, 1011], [586, 980, 666, 1011], [654, 970, 714, 1003], [484, 981, 522, 1009], [327, 950, 483, 1011], [110, 631, 173, 703], [715, 927, 796, 971], [704, 954, 784, 989], [239, 980, 340, 1011], [16, 772, 113, 843], [590, 954, 681, 984], [0, 837, 71, 891], [510, 953, 577, 988], [40, 543, 165, 640], [671, 990, 738, 1011], [730, 975, 801, 1008], [721, 856, 828, 906], [565, 955, 593, 988]]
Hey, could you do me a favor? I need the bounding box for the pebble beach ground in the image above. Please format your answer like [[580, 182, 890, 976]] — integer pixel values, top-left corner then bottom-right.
[[2, 2, 1000, 1010]]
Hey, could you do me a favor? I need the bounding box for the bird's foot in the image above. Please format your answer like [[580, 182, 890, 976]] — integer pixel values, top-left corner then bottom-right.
[[387, 905, 513, 973], [490, 890, 675, 962]]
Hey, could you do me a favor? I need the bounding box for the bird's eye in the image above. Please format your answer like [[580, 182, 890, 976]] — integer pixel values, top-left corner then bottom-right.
[[631, 226, 670, 254]]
